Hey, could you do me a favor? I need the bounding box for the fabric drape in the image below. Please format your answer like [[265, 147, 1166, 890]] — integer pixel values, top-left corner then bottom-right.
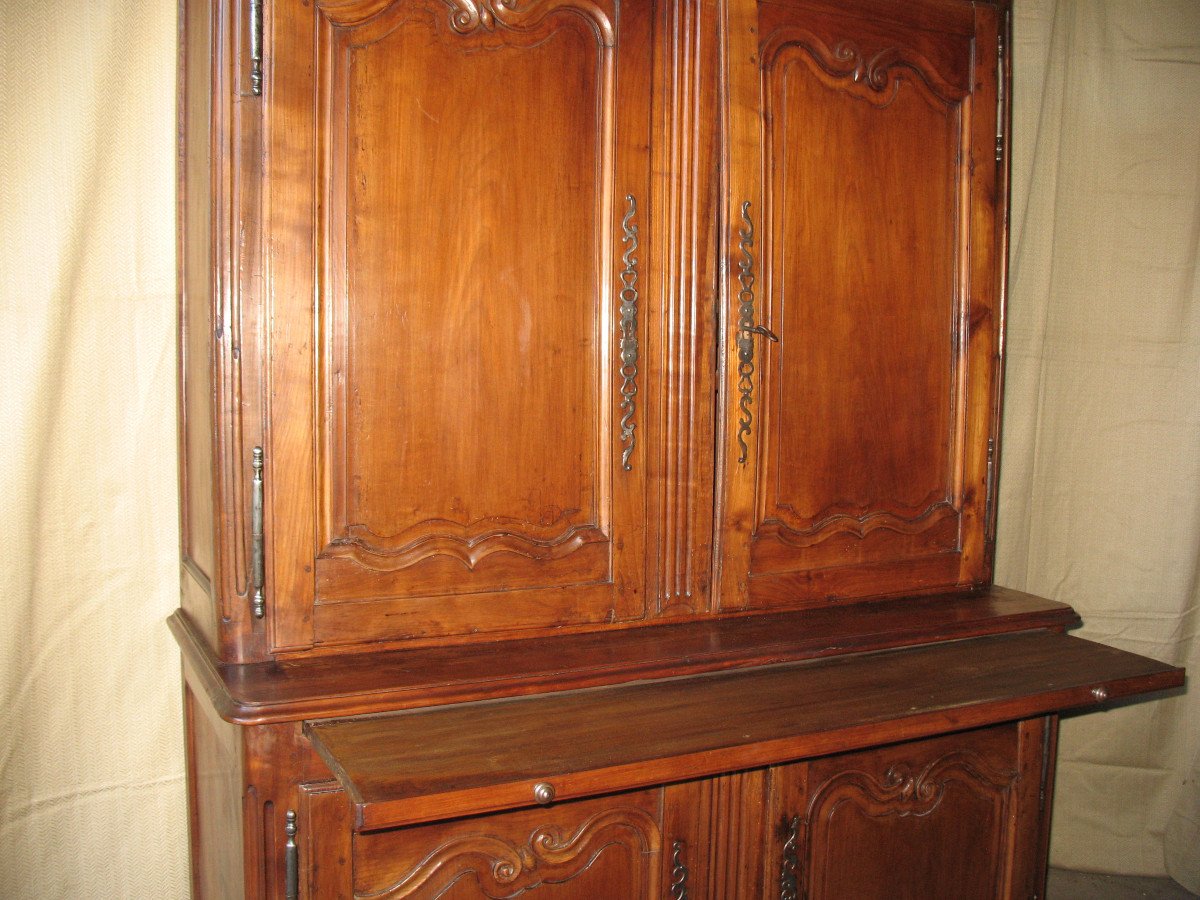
[[0, 0, 1195, 895], [998, 0, 1200, 890]]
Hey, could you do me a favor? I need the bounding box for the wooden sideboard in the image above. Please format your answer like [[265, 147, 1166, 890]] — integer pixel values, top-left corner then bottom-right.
[[173, 0, 1185, 895]]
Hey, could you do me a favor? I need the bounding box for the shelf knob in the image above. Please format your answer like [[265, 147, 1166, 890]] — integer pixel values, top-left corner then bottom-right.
[[533, 782, 556, 805]]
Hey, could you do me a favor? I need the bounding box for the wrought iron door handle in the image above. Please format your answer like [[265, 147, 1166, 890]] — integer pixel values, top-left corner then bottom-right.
[[618, 193, 640, 471], [779, 814, 799, 900], [745, 323, 779, 342], [735, 200, 767, 464], [670, 840, 689, 899]]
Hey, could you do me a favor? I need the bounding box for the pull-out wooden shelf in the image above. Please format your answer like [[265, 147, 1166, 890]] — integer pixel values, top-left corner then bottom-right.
[[305, 630, 1182, 832]]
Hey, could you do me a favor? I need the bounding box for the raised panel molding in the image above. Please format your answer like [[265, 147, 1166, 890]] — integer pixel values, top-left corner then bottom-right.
[[750, 14, 973, 568], [353, 807, 661, 898], [312, 0, 616, 580], [798, 749, 1018, 898]]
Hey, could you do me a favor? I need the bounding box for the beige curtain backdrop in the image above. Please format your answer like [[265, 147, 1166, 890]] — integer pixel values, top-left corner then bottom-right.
[[0, 0, 1195, 896], [997, 0, 1200, 891]]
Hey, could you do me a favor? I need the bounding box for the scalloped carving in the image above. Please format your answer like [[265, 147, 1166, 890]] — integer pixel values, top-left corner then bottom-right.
[[762, 27, 968, 107], [355, 807, 660, 899], [317, 0, 615, 46], [759, 499, 957, 549], [323, 518, 607, 571], [807, 751, 1017, 825], [444, 0, 615, 45]]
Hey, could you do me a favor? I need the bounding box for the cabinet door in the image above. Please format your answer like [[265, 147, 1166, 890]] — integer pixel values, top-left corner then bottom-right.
[[300, 786, 665, 899], [717, 0, 1004, 608], [264, 0, 654, 650], [766, 721, 1049, 900]]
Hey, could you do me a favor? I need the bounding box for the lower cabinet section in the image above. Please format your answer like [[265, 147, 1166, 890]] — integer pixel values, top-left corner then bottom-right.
[[179, 622, 1183, 898], [290, 721, 1051, 899]]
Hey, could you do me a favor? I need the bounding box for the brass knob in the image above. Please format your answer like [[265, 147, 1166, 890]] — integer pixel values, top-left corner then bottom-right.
[[533, 782, 556, 805], [1091, 685, 1109, 702]]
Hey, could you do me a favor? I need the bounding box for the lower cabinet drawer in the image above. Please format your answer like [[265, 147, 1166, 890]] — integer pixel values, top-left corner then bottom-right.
[[300, 786, 667, 899]]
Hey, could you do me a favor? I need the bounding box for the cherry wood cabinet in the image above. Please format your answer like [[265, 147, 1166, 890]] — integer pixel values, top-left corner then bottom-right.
[[173, 0, 1184, 896]]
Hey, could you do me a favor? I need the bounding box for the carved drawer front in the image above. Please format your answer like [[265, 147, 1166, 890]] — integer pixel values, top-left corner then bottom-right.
[[769, 723, 1045, 900], [352, 789, 664, 900]]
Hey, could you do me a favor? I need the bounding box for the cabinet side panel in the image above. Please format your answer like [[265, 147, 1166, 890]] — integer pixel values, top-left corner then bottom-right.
[[178, 0, 217, 629], [184, 679, 245, 899]]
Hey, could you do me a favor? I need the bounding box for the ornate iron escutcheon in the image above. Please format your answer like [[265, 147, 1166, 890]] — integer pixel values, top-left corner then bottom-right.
[[734, 201, 778, 465], [736, 201, 757, 464], [619, 193, 640, 471], [779, 814, 800, 900], [669, 839, 689, 899]]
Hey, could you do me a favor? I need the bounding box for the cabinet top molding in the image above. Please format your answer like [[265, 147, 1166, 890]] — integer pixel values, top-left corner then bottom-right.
[[170, 587, 1079, 725]]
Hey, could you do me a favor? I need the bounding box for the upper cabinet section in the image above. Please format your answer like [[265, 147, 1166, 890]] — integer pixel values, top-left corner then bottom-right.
[[263, 0, 656, 651], [717, 0, 1005, 609], [177, 0, 1010, 660]]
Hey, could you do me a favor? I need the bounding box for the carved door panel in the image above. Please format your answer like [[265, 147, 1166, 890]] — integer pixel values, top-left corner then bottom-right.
[[350, 790, 664, 899], [766, 721, 1049, 900], [265, 0, 655, 650], [717, 0, 1005, 609]]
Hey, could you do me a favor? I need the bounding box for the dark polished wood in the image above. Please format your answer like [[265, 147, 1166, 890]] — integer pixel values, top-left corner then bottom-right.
[[171, 586, 1078, 724], [304, 630, 1180, 831]]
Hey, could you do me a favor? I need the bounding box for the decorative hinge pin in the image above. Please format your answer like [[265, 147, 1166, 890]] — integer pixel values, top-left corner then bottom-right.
[[995, 31, 1006, 162], [284, 809, 298, 900], [251, 446, 265, 618], [249, 0, 264, 96], [984, 437, 997, 541]]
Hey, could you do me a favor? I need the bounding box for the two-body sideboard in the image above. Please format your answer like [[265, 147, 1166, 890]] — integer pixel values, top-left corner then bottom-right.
[[172, 0, 1185, 895]]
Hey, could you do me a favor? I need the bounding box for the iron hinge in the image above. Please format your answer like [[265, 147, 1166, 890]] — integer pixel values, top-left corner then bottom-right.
[[284, 809, 298, 900], [984, 437, 997, 541], [1038, 718, 1053, 813], [251, 446, 265, 618], [995, 28, 1006, 162], [248, 0, 264, 96]]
